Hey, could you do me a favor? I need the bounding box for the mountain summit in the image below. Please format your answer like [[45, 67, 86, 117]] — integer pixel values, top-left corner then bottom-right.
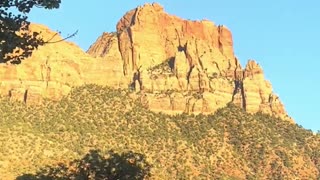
[[88, 3, 291, 121], [3, 3, 320, 180], [0, 3, 291, 121]]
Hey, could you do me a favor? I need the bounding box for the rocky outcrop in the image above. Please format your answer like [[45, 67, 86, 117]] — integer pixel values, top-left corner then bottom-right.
[[114, 3, 238, 78], [0, 24, 128, 104], [87, 3, 291, 121], [0, 3, 292, 122], [231, 60, 289, 120]]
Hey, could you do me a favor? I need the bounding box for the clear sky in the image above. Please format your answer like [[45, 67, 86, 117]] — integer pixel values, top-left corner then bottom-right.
[[28, 1, 319, 132]]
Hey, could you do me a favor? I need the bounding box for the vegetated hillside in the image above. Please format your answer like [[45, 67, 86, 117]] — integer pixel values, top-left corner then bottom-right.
[[0, 85, 319, 179]]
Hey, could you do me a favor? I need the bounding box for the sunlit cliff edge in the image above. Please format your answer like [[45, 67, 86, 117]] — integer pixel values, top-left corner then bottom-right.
[[0, 3, 292, 122]]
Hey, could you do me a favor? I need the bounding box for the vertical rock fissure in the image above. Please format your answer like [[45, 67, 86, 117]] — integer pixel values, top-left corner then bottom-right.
[[130, 66, 143, 91], [130, 8, 140, 72], [240, 80, 246, 111], [241, 71, 247, 110], [127, 28, 136, 71], [23, 90, 28, 103], [101, 37, 114, 55], [198, 58, 204, 71], [116, 32, 126, 75], [231, 80, 239, 102], [186, 65, 194, 84], [195, 39, 204, 71], [175, 28, 185, 52], [217, 25, 224, 55], [117, 8, 139, 76], [232, 77, 246, 110], [130, 8, 139, 26]]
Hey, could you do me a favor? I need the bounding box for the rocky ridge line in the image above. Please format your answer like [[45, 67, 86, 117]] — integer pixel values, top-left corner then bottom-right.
[[87, 3, 291, 121], [0, 3, 292, 121]]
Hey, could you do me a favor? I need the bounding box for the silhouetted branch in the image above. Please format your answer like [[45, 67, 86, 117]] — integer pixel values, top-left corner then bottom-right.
[[44, 30, 79, 44]]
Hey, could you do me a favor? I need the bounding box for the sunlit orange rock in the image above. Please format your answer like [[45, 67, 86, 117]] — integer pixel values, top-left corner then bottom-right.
[[0, 3, 292, 122]]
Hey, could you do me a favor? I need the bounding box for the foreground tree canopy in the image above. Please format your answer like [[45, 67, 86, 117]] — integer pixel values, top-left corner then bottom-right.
[[0, 0, 61, 64]]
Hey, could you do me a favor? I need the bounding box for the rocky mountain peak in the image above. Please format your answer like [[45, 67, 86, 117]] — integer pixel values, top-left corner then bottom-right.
[[0, 3, 292, 122], [87, 3, 292, 121], [112, 2, 237, 78]]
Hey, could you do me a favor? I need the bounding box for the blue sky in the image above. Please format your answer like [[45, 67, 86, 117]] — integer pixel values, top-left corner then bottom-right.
[[28, 1, 319, 131]]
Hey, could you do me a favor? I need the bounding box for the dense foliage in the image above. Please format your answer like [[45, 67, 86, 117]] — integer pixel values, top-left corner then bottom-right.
[[0, 0, 61, 64], [17, 150, 151, 180], [0, 84, 319, 179]]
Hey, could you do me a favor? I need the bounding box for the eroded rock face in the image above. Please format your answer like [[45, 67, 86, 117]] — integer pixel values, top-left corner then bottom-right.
[[114, 3, 238, 78], [87, 3, 291, 121], [0, 24, 128, 104], [0, 3, 292, 122], [243, 61, 286, 117]]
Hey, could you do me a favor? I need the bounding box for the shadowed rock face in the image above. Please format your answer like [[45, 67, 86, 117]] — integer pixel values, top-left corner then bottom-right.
[[0, 3, 292, 122]]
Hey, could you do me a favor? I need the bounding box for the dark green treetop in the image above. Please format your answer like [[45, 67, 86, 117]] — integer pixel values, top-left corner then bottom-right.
[[0, 0, 61, 64]]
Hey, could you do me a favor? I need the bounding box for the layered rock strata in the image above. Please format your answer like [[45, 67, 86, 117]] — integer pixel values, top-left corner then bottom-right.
[[87, 3, 290, 120], [0, 3, 291, 121]]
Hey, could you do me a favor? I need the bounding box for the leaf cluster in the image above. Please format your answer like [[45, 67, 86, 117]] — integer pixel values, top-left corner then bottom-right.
[[17, 149, 151, 180], [0, 0, 61, 64]]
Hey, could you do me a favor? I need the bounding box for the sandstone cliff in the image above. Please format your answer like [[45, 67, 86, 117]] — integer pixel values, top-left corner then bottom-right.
[[87, 3, 291, 121], [0, 3, 291, 121], [0, 24, 127, 104]]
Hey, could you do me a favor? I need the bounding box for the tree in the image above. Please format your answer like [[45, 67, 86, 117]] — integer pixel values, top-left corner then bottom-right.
[[16, 149, 152, 180], [0, 0, 61, 64]]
